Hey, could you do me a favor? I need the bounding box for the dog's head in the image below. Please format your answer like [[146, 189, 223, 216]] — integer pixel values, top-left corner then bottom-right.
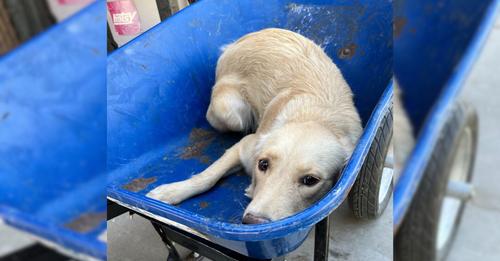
[[242, 122, 350, 224]]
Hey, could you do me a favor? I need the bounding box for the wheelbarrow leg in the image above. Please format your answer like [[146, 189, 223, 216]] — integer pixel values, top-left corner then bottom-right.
[[151, 222, 182, 261], [314, 215, 330, 261]]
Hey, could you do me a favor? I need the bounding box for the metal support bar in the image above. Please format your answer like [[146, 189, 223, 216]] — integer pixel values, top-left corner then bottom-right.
[[151, 222, 182, 261], [314, 216, 331, 261], [147, 217, 270, 261]]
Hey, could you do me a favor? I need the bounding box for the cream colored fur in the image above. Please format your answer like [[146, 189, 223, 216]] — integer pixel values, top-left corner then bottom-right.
[[147, 28, 362, 222]]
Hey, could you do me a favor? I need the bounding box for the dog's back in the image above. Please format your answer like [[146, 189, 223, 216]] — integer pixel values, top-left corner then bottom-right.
[[207, 28, 359, 139], [217, 28, 353, 116]]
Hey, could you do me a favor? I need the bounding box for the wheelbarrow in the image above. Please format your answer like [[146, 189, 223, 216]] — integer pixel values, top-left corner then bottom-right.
[[393, 0, 499, 260], [0, 1, 106, 260], [107, 0, 392, 260]]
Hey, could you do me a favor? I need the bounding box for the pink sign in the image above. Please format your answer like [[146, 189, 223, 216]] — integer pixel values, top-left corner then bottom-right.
[[107, 0, 141, 36], [58, 0, 94, 4]]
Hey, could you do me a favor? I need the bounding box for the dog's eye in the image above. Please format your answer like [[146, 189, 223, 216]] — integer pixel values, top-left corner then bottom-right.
[[258, 159, 269, 171], [301, 175, 320, 186]]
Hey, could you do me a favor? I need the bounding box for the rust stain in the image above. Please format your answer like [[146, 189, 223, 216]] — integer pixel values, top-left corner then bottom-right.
[[199, 201, 209, 208], [189, 128, 216, 143], [65, 212, 106, 233], [122, 176, 157, 192], [338, 43, 357, 59], [394, 17, 407, 38], [200, 155, 211, 164], [179, 139, 212, 159], [179, 128, 216, 163]]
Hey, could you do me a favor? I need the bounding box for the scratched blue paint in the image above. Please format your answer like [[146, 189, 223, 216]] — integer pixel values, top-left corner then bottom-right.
[[0, 1, 106, 260], [108, 0, 392, 258], [393, 0, 499, 230]]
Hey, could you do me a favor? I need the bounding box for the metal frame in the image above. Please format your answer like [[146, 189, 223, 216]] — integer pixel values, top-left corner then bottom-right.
[[314, 217, 331, 261], [151, 223, 182, 261], [107, 200, 332, 261]]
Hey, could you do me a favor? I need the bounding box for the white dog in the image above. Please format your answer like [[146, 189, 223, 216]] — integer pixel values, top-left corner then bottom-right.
[[147, 28, 362, 223]]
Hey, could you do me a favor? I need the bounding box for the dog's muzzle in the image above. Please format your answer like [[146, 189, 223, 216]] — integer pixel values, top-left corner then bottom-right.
[[242, 213, 271, 224]]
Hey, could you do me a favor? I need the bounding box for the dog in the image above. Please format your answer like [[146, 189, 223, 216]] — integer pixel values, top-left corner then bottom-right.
[[147, 28, 362, 224]]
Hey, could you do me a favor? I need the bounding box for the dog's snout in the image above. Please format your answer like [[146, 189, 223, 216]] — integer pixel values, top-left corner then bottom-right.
[[242, 213, 271, 224]]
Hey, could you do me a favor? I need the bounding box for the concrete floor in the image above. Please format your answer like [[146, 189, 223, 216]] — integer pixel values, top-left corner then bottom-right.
[[286, 199, 393, 261], [446, 14, 500, 261], [107, 213, 168, 261]]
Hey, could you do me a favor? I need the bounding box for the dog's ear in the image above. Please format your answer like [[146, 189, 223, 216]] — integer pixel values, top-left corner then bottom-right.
[[326, 145, 349, 184], [331, 145, 351, 183], [332, 161, 347, 184], [337, 134, 356, 167]]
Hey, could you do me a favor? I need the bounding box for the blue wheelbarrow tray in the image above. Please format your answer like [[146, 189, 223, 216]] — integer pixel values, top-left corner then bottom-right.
[[393, 0, 500, 229], [0, 2, 106, 260], [107, 0, 392, 259]]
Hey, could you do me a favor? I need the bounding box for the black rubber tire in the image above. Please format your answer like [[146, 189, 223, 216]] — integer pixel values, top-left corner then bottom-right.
[[349, 105, 393, 219], [395, 101, 478, 261]]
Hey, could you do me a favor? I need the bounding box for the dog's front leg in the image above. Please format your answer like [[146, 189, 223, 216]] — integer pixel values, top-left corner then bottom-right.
[[147, 134, 257, 204]]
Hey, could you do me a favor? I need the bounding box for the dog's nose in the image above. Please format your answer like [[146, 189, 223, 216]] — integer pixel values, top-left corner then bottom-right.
[[242, 213, 271, 224]]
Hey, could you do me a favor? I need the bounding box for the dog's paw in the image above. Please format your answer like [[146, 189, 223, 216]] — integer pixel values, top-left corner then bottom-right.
[[146, 183, 189, 205]]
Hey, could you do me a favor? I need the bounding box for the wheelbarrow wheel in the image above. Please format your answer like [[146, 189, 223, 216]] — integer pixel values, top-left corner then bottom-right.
[[349, 105, 393, 219], [395, 100, 478, 261]]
